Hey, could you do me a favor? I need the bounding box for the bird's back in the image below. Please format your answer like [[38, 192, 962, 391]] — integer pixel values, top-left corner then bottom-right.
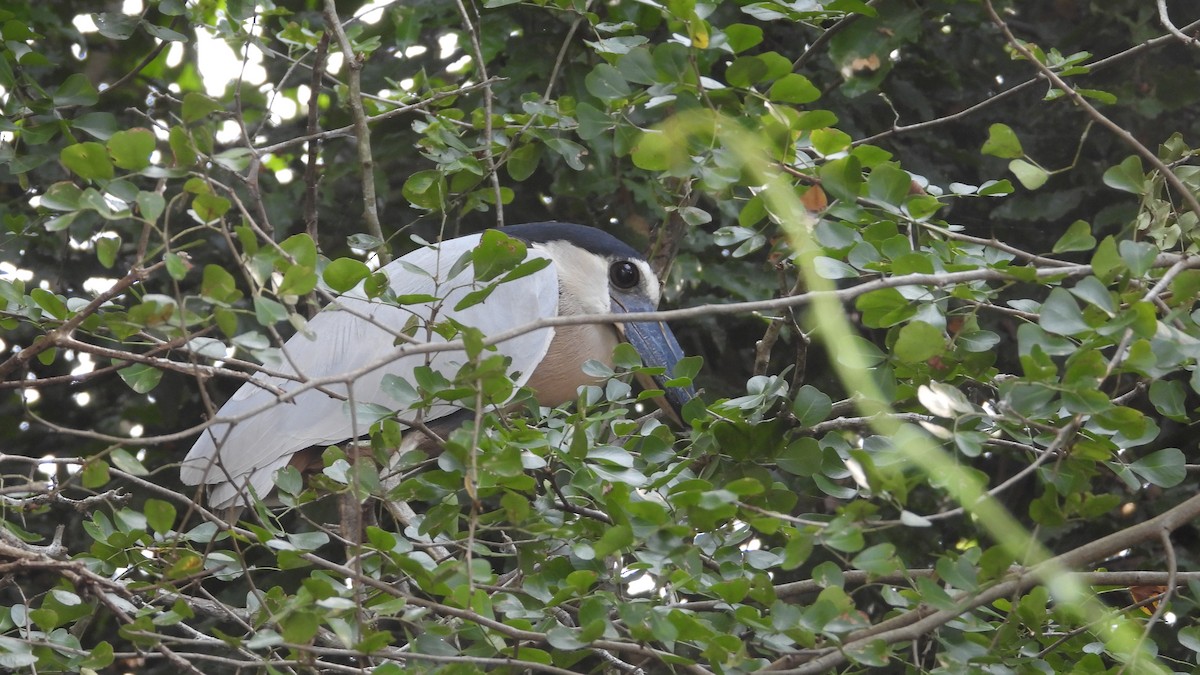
[[181, 234, 559, 509]]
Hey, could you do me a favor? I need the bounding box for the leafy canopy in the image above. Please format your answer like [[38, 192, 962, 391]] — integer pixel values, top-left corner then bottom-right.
[[2, 1, 1200, 673]]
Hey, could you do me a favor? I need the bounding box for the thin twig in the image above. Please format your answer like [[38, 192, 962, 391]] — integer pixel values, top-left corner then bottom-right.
[[1156, 0, 1200, 47], [452, 0, 504, 227], [983, 0, 1200, 223], [792, 0, 880, 71], [0, 261, 165, 380], [322, 0, 388, 263], [303, 32, 331, 246]]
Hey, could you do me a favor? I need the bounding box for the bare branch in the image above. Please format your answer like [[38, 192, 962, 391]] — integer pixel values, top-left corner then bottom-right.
[[322, 1, 388, 263]]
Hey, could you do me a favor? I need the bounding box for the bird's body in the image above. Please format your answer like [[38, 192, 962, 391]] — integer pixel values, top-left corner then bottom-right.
[[181, 223, 692, 509]]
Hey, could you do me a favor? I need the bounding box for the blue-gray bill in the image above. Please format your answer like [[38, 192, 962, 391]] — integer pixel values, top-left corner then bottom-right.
[[612, 292, 696, 419]]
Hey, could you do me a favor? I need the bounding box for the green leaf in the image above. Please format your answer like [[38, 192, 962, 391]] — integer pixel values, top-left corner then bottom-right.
[[472, 230, 528, 282], [905, 194, 941, 220], [31, 288, 68, 319], [96, 235, 120, 268], [981, 123, 1023, 158], [1093, 406, 1146, 438], [144, 499, 176, 534], [977, 179, 1014, 196], [956, 330, 1000, 352], [323, 258, 371, 292], [546, 625, 587, 650], [726, 55, 767, 87], [281, 611, 319, 644], [1102, 155, 1144, 194], [546, 137, 586, 170], [724, 23, 764, 53], [818, 155, 863, 202], [792, 385, 832, 426], [852, 543, 900, 575], [164, 251, 189, 280], [894, 321, 944, 363], [1180, 626, 1200, 654], [1052, 219, 1096, 253], [1118, 240, 1157, 277], [777, 438, 822, 476], [182, 92, 223, 123], [631, 130, 682, 172], [144, 22, 188, 42], [60, 142, 114, 181], [276, 466, 303, 496], [254, 296, 288, 325], [586, 35, 649, 55], [168, 126, 197, 167], [866, 164, 911, 205], [1149, 380, 1186, 420], [584, 63, 631, 101], [72, 112, 118, 139], [137, 191, 166, 222], [280, 234, 318, 268], [110, 448, 149, 475], [1077, 87, 1117, 104], [1008, 158, 1048, 190], [118, 363, 162, 393], [1038, 288, 1089, 336], [201, 264, 242, 304], [811, 255, 859, 279], [710, 577, 751, 603], [94, 12, 137, 40], [822, 518, 865, 552], [855, 288, 914, 328], [192, 193, 231, 221], [811, 128, 852, 156], [454, 284, 497, 311], [54, 73, 99, 106], [107, 128, 156, 171], [402, 170, 447, 210], [506, 143, 541, 181], [277, 265, 317, 297], [769, 73, 820, 103], [1090, 236, 1123, 281], [1068, 276, 1115, 314], [616, 47, 656, 85], [1127, 448, 1185, 488], [82, 460, 110, 488], [40, 182, 83, 211], [591, 524, 633, 558]]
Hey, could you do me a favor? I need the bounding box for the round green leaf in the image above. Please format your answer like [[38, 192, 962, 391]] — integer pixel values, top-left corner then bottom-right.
[[1128, 448, 1185, 488], [118, 364, 162, 394], [402, 170, 447, 210], [1008, 158, 1048, 190], [1038, 288, 1090, 336], [723, 23, 764, 53], [769, 73, 820, 104], [981, 122, 1023, 159], [60, 142, 114, 181], [1052, 219, 1097, 253], [1102, 155, 1144, 194], [144, 499, 177, 534], [107, 128, 156, 171], [323, 257, 371, 293], [894, 321, 944, 363]]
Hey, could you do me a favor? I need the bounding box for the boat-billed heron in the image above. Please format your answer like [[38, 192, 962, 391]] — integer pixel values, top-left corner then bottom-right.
[[181, 222, 694, 509]]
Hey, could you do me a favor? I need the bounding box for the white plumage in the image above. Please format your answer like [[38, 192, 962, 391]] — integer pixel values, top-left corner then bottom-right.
[[181, 233, 559, 509]]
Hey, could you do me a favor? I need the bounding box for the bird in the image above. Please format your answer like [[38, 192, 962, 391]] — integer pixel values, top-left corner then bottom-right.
[[181, 222, 695, 509]]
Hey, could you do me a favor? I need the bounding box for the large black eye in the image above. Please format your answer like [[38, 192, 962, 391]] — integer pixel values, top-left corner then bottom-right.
[[609, 260, 640, 290]]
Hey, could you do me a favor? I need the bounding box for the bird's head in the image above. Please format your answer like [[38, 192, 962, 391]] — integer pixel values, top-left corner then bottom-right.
[[503, 222, 697, 420]]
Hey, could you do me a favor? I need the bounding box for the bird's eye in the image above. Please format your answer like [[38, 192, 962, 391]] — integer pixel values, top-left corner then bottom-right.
[[609, 260, 640, 290]]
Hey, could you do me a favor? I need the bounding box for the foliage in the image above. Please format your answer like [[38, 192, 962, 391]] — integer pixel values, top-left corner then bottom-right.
[[2, 0, 1200, 673]]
